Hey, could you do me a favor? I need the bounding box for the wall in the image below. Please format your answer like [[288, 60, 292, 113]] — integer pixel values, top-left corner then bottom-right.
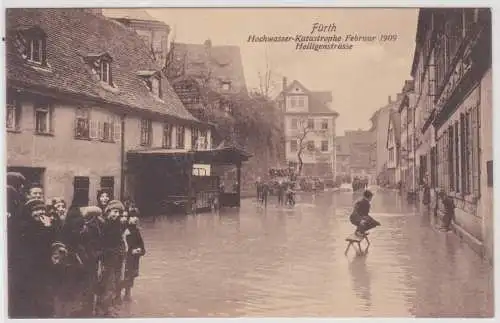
[[478, 68, 493, 263], [284, 115, 336, 165], [7, 95, 121, 204], [374, 106, 392, 174]]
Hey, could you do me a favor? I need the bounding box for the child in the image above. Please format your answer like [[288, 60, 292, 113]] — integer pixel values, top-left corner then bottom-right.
[[96, 200, 126, 316], [349, 190, 381, 236], [122, 208, 146, 301]]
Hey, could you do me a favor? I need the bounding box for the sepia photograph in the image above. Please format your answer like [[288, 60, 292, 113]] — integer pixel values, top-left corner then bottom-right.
[[3, 5, 494, 319]]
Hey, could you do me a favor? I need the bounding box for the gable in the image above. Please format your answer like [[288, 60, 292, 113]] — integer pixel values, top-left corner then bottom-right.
[[284, 80, 309, 94]]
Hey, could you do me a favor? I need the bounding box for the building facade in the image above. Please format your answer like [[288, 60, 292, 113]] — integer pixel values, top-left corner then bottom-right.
[[344, 130, 376, 183], [385, 110, 401, 186], [103, 9, 171, 68], [6, 9, 210, 207], [370, 97, 399, 182], [398, 80, 417, 198], [410, 8, 492, 262], [335, 136, 351, 182], [276, 79, 339, 178]]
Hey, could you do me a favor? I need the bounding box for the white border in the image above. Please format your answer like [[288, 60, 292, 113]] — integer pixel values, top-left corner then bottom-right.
[[0, 1, 498, 323]]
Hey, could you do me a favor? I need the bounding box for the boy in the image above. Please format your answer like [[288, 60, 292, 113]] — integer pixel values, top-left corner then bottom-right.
[[349, 190, 381, 236]]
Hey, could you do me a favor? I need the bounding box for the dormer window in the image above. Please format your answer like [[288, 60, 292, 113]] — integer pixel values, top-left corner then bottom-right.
[[84, 53, 114, 86], [99, 60, 111, 84], [136, 70, 162, 98], [221, 81, 231, 91], [16, 26, 47, 66]]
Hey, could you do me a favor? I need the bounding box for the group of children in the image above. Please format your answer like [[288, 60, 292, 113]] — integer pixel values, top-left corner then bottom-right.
[[7, 172, 146, 318]]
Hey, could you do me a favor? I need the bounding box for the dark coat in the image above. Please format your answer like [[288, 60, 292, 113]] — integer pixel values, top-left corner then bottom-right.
[[350, 198, 371, 226], [124, 226, 146, 282]]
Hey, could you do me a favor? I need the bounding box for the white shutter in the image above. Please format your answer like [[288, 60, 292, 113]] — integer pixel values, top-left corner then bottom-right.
[[114, 121, 122, 142], [89, 119, 98, 139]]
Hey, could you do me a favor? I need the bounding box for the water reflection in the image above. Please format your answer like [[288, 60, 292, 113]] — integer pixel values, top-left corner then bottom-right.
[[348, 253, 372, 311]]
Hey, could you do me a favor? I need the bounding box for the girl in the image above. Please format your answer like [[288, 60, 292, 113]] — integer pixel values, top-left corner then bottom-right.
[[96, 189, 112, 213], [122, 208, 146, 301]]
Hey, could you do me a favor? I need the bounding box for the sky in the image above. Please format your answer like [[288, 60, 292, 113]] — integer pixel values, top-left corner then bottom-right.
[[143, 8, 419, 136]]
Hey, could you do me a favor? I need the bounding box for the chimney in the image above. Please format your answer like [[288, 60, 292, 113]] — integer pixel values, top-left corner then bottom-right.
[[283, 77, 287, 90], [388, 95, 392, 104]]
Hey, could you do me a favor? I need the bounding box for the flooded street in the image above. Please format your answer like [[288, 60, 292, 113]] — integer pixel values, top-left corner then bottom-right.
[[119, 188, 493, 317]]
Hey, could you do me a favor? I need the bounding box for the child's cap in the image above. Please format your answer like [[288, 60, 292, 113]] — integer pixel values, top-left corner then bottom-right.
[[104, 200, 125, 214]]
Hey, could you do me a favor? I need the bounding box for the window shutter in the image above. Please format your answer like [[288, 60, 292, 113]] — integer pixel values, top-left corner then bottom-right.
[[98, 121, 104, 140], [74, 118, 79, 137], [89, 119, 98, 139], [113, 121, 122, 142], [109, 62, 113, 86], [49, 105, 55, 134], [41, 37, 47, 65]]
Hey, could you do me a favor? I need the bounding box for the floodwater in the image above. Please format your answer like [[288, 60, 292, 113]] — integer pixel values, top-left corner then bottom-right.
[[118, 188, 494, 317]]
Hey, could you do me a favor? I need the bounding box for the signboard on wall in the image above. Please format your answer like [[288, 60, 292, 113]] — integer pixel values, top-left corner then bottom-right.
[[193, 164, 211, 176]]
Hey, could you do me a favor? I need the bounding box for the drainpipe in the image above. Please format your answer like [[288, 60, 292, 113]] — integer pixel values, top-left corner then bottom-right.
[[120, 115, 125, 200]]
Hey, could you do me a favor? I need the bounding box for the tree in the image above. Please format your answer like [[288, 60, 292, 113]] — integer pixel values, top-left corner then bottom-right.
[[256, 49, 278, 98], [293, 118, 317, 176]]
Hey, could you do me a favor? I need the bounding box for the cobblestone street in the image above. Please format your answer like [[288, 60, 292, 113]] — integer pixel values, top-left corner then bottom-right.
[[119, 188, 493, 317]]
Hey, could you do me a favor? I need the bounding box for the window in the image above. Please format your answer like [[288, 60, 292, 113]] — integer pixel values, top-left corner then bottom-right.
[[35, 104, 52, 134], [19, 27, 48, 66], [99, 61, 111, 84], [389, 148, 395, 163], [140, 119, 152, 146], [199, 130, 209, 150], [290, 140, 298, 152], [448, 125, 454, 190], [454, 122, 460, 192], [151, 77, 161, 97], [430, 146, 437, 187], [321, 140, 328, 152], [471, 104, 481, 197], [162, 123, 172, 148], [191, 128, 199, 150], [321, 119, 328, 130], [100, 117, 114, 142], [74, 108, 90, 139], [307, 119, 314, 129], [291, 118, 298, 129], [73, 176, 90, 206], [176, 126, 185, 149], [388, 128, 394, 145], [307, 140, 315, 151], [6, 94, 21, 131], [221, 81, 231, 91], [100, 176, 115, 199], [297, 96, 305, 107], [140, 35, 150, 45]]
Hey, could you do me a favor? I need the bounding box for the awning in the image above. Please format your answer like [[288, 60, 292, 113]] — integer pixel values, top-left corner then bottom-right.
[[127, 145, 252, 165]]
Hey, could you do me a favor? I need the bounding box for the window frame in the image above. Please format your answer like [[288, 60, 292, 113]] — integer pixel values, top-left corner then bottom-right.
[[162, 122, 172, 148], [321, 140, 329, 152], [74, 107, 90, 140], [176, 125, 185, 149], [140, 118, 153, 146], [6, 94, 21, 132], [34, 103, 53, 135]]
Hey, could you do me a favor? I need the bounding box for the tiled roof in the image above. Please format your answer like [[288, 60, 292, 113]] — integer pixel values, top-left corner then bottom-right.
[[6, 9, 198, 123], [102, 9, 157, 22], [169, 41, 247, 94], [280, 80, 338, 115]]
